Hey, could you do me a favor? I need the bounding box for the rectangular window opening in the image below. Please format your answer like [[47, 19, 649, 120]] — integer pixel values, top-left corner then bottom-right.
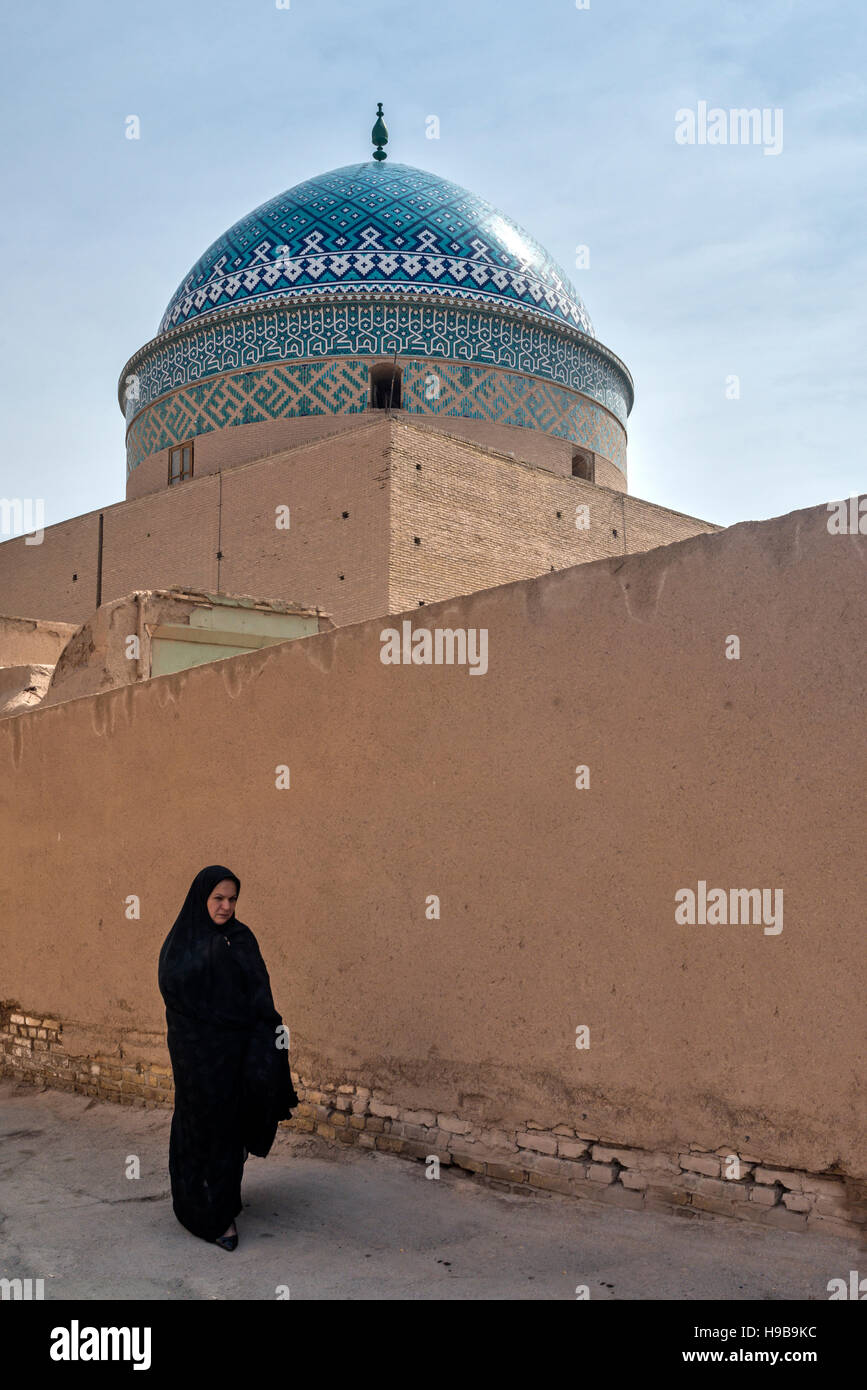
[[168, 439, 194, 485]]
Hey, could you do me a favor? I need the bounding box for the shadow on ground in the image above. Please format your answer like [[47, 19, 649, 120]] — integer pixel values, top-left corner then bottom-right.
[[0, 1079, 859, 1301]]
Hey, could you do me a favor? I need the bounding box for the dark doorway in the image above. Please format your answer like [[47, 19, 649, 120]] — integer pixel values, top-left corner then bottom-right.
[[370, 361, 402, 410]]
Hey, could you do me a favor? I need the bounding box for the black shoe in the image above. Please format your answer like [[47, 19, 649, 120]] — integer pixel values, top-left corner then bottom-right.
[[215, 1223, 238, 1251]]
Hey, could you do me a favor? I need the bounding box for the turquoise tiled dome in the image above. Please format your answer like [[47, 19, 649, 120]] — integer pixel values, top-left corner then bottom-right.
[[159, 161, 596, 338], [121, 152, 633, 482]]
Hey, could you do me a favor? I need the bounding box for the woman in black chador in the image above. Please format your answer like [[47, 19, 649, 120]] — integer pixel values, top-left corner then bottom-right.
[[158, 864, 298, 1251]]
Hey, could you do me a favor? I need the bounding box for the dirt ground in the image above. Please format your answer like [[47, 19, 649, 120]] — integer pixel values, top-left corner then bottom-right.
[[0, 1078, 860, 1301]]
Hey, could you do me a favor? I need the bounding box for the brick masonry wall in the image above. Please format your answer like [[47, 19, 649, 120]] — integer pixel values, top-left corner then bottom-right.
[[3, 1003, 862, 1241], [0, 419, 393, 629], [0, 417, 709, 631], [126, 412, 627, 504], [389, 421, 719, 612], [0, 512, 101, 627], [105, 421, 392, 629], [126, 413, 378, 503], [392, 415, 626, 490]]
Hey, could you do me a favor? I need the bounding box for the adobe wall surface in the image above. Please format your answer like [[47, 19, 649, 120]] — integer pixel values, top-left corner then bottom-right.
[[0, 614, 78, 666], [35, 591, 200, 711], [0, 664, 54, 717], [25, 589, 332, 714], [1, 501, 863, 1215], [389, 422, 718, 611]]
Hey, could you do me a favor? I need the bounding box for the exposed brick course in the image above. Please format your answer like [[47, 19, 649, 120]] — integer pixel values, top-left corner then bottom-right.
[[0, 1004, 860, 1240]]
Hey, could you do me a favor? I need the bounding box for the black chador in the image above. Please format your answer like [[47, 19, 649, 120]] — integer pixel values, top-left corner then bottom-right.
[[157, 864, 298, 1243]]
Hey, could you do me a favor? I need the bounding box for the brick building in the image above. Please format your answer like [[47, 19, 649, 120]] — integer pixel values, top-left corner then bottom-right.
[[0, 107, 718, 652], [2, 113, 865, 1244]]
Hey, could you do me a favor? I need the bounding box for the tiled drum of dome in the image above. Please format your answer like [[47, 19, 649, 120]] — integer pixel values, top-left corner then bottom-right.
[[124, 305, 631, 426], [125, 359, 626, 475], [121, 161, 632, 481]]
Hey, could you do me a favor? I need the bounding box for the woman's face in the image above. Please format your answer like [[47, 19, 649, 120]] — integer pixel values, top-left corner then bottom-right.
[[207, 879, 238, 924]]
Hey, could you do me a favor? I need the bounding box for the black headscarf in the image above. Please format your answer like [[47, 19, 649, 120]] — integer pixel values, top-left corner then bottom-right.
[[158, 864, 279, 1031], [158, 865, 298, 1178]]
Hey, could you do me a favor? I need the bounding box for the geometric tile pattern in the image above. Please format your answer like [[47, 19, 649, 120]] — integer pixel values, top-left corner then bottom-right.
[[158, 162, 596, 339], [126, 358, 627, 475], [122, 301, 632, 429]]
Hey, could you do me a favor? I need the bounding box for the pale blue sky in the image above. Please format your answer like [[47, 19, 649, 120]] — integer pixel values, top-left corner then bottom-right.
[[0, 0, 864, 532]]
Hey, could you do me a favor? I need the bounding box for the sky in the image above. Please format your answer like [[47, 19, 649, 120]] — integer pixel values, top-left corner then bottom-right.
[[0, 0, 864, 533]]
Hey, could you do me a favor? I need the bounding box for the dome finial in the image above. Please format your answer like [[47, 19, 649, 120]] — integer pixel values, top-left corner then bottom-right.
[[372, 102, 389, 162]]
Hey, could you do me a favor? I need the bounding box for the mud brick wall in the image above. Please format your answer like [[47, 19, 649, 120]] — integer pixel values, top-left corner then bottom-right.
[[389, 422, 717, 611], [1, 502, 864, 1247], [0, 420, 714, 630], [1, 1007, 862, 1239]]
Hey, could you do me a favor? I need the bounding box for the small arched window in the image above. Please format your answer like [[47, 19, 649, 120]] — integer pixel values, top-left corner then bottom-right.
[[370, 361, 402, 410]]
